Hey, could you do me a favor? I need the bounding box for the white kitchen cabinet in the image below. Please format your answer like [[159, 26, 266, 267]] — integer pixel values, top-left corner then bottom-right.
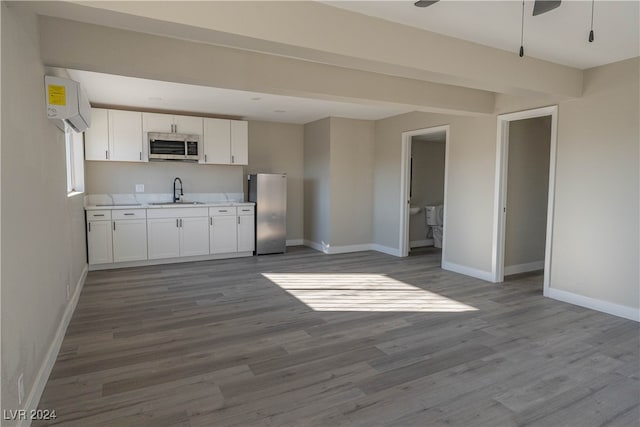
[[147, 218, 181, 260], [237, 206, 255, 253], [109, 110, 143, 162], [210, 215, 238, 254], [87, 211, 113, 265], [230, 120, 249, 165], [84, 108, 110, 161], [112, 210, 148, 262], [143, 112, 203, 136], [147, 208, 209, 259], [202, 118, 248, 165], [180, 217, 210, 256]]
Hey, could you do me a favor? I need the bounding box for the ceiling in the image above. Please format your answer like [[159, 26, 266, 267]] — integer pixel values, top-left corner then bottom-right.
[[65, 69, 411, 124], [325, 0, 639, 69]]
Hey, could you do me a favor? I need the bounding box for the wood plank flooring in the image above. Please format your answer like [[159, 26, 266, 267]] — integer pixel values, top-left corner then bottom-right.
[[36, 247, 639, 426]]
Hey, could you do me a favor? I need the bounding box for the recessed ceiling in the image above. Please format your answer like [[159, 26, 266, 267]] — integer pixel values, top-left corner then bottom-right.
[[65, 69, 412, 124], [325, 1, 639, 69]]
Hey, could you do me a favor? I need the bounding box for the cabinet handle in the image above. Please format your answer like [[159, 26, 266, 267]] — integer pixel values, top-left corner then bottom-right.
[[139, 152, 142, 161], [176, 218, 179, 228], [241, 209, 250, 212], [204, 154, 207, 162], [124, 213, 134, 216], [88, 223, 91, 232], [94, 214, 105, 217], [219, 210, 227, 213], [105, 150, 109, 160], [210, 217, 213, 226], [180, 218, 183, 227], [231, 155, 235, 164], [113, 222, 116, 231], [237, 217, 240, 225]]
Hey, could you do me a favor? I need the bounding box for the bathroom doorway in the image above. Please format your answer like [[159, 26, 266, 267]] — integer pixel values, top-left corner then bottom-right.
[[491, 106, 558, 296], [399, 125, 450, 258]]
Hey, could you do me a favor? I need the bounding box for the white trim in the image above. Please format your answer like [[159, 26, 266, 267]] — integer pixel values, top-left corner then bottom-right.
[[410, 239, 434, 248], [327, 244, 373, 254], [491, 105, 558, 291], [399, 125, 450, 258], [20, 265, 88, 427], [286, 239, 304, 246], [89, 252, 253, 271], [546, 288, 640, 322], [504, 260, 545, 276], [442, 261, 493, 282], [370, 244, 403, 257], [303, 239, 328, 253]]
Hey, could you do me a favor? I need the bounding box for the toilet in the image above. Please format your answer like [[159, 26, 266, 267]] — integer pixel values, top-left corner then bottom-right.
[[425, 205, 444, 248]]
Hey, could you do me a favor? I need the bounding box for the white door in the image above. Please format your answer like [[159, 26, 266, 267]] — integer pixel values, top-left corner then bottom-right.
[[113, 219, 148, 262], [230, 120, 248, 165], [174, 115, 203, 136], [142, 112, 173, 134], [237, 215, 255, 252], [84, 108, 109, 161], [210, 215, 238, 254], [88, 220, 113, 264], [180, 217, 210, 256], [109, 110, 143, 162], [203, 118, 231, 164], [147, 218, 180, 259]]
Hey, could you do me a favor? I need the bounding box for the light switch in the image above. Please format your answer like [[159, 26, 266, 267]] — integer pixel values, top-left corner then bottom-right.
[[135, 184, 144, 193]]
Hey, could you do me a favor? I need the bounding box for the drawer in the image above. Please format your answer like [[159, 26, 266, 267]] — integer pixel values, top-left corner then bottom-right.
[[112, 209, 147, 220], [87, 210, 111, 221], [237, 206, 255, 216], [209, 206, 236, 216], [146, 207, 208, 219]]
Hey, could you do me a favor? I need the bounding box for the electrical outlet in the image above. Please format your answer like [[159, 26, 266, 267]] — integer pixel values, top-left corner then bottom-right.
[[135, 184, 144, 193], [18, 373, 24, 405]]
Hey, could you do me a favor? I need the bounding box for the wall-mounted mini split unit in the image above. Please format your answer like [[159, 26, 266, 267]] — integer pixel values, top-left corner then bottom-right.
[[45, 76, 91, 132]]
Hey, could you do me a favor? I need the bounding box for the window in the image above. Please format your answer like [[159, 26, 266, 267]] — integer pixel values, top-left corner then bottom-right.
[[65, 125, 85, 195]]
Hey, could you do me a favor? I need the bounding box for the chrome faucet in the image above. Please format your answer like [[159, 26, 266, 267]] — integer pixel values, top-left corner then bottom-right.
[[173, 177, 183, 203]]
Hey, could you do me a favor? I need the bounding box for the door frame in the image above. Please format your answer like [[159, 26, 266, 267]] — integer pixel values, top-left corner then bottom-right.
[[491, 105, 558, 295], [399, 125, 450, 258]]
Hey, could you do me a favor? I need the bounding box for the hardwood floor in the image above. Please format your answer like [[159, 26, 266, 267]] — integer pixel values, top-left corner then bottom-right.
[[36, 247, 639, 426]]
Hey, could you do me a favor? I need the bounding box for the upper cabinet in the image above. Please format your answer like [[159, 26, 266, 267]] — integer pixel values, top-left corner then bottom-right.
[[142, 112, 203, 136], [85, 108, 143, 162], [202, 118, 248, 165]]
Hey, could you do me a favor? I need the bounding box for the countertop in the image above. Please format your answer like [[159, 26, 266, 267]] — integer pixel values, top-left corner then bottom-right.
[[85, 202, 255, 211]]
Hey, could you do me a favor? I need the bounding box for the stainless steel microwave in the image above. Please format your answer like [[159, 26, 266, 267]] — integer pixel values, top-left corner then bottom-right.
[[148, 132, 200, 162]]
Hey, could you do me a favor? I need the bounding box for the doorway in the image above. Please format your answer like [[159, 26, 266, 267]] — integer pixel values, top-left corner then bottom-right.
[[491, 106, 558, 296], [399, 125, 450, 258]]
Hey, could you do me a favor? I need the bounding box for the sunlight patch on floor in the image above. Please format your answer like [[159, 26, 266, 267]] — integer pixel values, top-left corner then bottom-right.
[[262, 273, 477, 312]]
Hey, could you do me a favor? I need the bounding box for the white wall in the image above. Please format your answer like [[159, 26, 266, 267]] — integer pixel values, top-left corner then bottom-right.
[[1, 3, 87, 418], [303, 118, 331, 247], [245, 120, 304, 242], [409, 139, 446, 244], [504, 116, 551, 269]]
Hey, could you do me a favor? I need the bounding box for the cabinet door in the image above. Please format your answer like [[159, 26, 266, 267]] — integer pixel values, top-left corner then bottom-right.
[[142, 112, 173, 134], [109, 110, 143, 162], [174, 115, 203, 136], [237, 215, 255, 253], [113, 219, 148, 262], [88, 220, 113, 264], [203, 118, 231, 164], [147, 218, 180, 259], [180, 217, 210, 256], [210, 215, 238, 254], [230, 120, 248, 165], [85, 108, 110, 161]]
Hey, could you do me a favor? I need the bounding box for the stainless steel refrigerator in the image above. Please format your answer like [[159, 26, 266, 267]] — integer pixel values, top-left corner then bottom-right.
[[248, 173, 287, 255]]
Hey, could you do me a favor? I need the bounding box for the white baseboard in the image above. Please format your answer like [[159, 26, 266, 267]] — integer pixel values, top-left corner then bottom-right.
[[370, 244, 402, 257], [286, 239, 304, 246], [303, 240, 403, 257], [442, 261, 493, 282], [546, 287, 639, 322], [20, 264, 88, 427], [504, 260, 545, 276], [410, 239, 434, 248], [89, 252, 253, 271]]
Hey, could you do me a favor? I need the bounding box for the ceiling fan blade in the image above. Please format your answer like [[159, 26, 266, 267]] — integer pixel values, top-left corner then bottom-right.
[[532, 0, 561, 16], [414, 0, 439, 8]]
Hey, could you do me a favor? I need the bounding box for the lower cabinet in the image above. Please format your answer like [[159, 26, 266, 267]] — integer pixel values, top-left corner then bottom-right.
[[113, 219, 148, 262], [237, 210, 255, 253], [87, 218, 113, 265], [147, 208, 209, 260], [210, 207, 238, 254]]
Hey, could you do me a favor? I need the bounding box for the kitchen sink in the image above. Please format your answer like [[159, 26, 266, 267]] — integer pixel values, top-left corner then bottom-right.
[[149, 201, 206, 206], [96, 203, 141, 207]]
